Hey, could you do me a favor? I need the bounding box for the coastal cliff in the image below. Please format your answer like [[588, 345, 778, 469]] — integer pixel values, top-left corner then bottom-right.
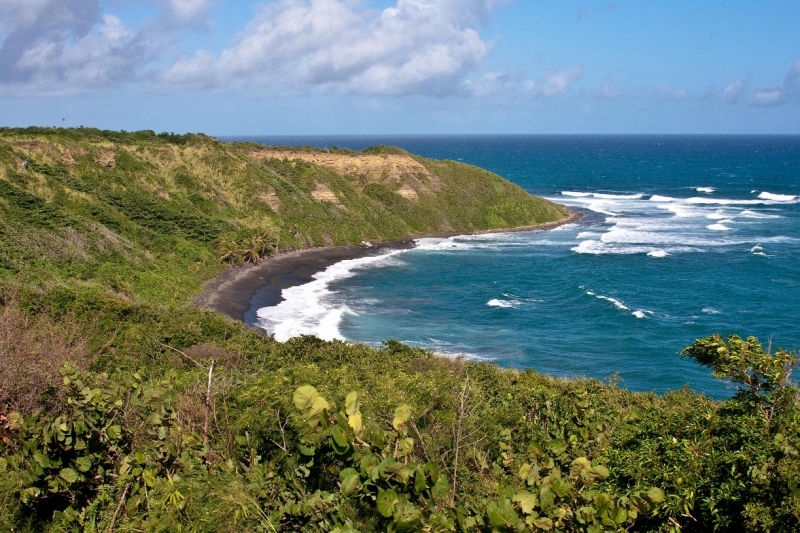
[[1, 128, 797, 532]]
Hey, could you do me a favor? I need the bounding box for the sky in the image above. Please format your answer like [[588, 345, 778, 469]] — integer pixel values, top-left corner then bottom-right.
[[0, 0, 799, 134]]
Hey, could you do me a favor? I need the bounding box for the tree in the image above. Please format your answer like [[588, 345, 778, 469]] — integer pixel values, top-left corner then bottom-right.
[[682, 334, 799, 420]]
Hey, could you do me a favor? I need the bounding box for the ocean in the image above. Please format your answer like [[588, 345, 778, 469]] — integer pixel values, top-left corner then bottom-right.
[[224, 135, 800, 397]]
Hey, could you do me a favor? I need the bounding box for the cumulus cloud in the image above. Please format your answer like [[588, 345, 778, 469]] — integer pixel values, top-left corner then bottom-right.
[[540, 66, 583, 97], [654, 84, 687, 101], [750, 58, 800, 106], [702, 78, 749, 104], [592, 75, 641, 100], [157, 0, 503, 96], [153, 0, 215, 28], [0, 0, 158, 96], [463, 66, 582, 99]]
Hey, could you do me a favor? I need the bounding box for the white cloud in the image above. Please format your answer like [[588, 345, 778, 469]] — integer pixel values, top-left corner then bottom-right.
[[750, 58, 800, 106], [540, 66, 583, 97], [654, 84, 687, 101], [153, 0, 215, 28], [719, 79, 747, 104], [0, 0, 161, 96], [157, 0, 502, 96], [592, 75, 640, 100], [750, 85, 783, 106]]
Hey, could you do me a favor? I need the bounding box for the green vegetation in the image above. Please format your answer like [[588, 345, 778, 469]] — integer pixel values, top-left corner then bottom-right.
[[0, 127, 798, 531]]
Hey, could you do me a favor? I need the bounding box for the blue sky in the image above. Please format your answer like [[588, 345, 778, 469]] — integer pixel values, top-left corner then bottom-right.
[[1, 0, 798, 134]]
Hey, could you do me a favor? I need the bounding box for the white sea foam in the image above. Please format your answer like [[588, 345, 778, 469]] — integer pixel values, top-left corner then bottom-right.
[[702, 308, 721, 314], [550, 189, 790, 256], [487, 299, 520, 308], [632, 310, 653, 319], [759, 192, 797, 202], [647, 250, 669, 257], [587, 291, 629, 310], [649, 195, 677, 202], [256, 249, 406, 341], [740, 210, 780, 219], [695, 187, 715, 193]]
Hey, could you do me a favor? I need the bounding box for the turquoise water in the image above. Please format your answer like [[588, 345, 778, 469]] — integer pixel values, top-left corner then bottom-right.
[[227, 136, 800, 397]]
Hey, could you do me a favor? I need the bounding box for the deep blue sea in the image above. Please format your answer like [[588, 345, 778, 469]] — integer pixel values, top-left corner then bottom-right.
[[224, 135, 800, 398]]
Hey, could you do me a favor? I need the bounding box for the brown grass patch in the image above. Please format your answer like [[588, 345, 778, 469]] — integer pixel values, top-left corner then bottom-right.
[[0, 294, 94, 415]]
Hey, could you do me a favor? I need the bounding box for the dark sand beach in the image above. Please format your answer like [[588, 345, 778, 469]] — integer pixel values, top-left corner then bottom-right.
[[194, 210, 584, 324]]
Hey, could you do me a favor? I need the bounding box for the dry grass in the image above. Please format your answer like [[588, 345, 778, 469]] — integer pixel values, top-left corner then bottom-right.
[[0, 292, 94, 415]]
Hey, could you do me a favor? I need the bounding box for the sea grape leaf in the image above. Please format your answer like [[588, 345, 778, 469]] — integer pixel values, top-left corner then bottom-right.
[[393, 405, 412, 432], [74, 456, 92, 473], [59, 468, 78, 484], [339, 469, 360, 496], [348, 412, 363, 436], [377, 489, 399, 517], [396, 437, 414, 458], [293, 385, 320, 411], [513, 491, 538, 515], [487, 501, 520, 528], [647, 487, 665, 503], [345, 391, 360, 416]]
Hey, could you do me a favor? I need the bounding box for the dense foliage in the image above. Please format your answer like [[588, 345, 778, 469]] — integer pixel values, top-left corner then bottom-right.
[[0, 128, 798, 531]]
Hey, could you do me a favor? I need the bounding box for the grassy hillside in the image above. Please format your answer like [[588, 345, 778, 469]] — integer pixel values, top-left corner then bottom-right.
[[0, 127, 565, 304], [0, 128, 798, 532]]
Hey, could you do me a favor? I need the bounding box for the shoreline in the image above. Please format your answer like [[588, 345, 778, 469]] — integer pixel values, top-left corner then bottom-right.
[[193, 210, 584, 323]]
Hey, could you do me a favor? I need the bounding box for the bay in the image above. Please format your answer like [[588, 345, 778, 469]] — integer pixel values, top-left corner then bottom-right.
[[224, 135, 800, 397]]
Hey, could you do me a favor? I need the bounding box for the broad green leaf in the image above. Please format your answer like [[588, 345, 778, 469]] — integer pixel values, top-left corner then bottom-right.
[[142, 469, 157, 487], [74, 456, 92, 473], [293, 385, 319, 411], [513, 491, 538, 515], [519, 463, 532, 480], [647, 487, 665, 503], [376, 489, 399, 517], [348, 412, 363, 436], [107, 425, 122, 440], [396, 437, 414, 458], [340, 471, 360, 496], [308, 394, 330, 417], [8, 411, 23, 430], [426, 461, 439, 485], [590, 465, 610, 480], [59, 468, 78, 484], [531, 516, 554, 530], [298, 442, 316, 456], [487, 501, 520, 528], [345, 391, 360, 416], [392, 404, 412, 432], [414, 468, 427, 493]]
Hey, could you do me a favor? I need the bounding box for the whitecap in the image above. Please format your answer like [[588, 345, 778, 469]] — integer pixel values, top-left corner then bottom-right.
[[707, 223, 731, 231], [647, 250, 669, 258], [740, 210, 780, 219], [758, 191, 797, 202], [256, 249, 406, 341], [632, 310, 653, 319], [751, 244, 764, 253], [702, 308, 721, 314], [577, 231, 602, 239], [587, 291, 629, 310], [594, 192, 645, 199], [649, 195, 677, 202], [695, 187, 715, 193], [561, 191, 592, 197], [487, 299, 520, 308]]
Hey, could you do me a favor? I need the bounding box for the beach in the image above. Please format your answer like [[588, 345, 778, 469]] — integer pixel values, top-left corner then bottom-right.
[[194, 210, 584, 323]]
